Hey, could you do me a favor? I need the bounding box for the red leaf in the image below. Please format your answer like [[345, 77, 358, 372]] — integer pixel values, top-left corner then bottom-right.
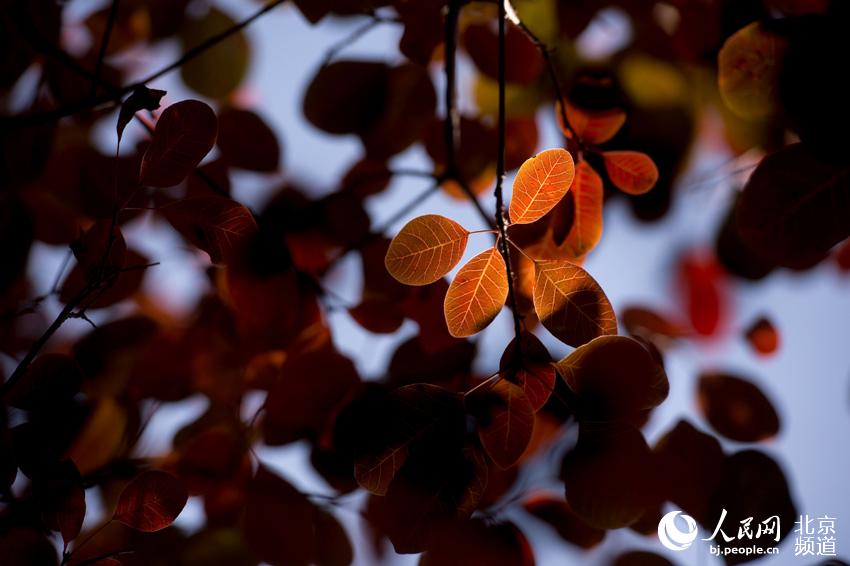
[[140, 100, 218, 187], [499, 332, 556, 412], [467, 379, 534, 469], [160, 196, 257, 264], [744, 316, 780, 355], [113, 470, 188, 532]]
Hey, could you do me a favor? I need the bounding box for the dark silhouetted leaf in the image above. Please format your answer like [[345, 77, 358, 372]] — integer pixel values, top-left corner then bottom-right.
[[117, 86, 166, 143], [160, 196, 257, 264], [141, 100, 218, 187], [698, 373, 780, 443], [466, 379, 534, 469], [419, 519, 534, 566], [217, 107, 280, 172], [499, 332, 556, 412], [6, 353, 83, 411]]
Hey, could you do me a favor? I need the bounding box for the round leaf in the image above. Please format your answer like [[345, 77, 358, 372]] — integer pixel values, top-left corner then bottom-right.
[[384, 214, 469, 286], [602, 151, 659, 195], [533, 260, 617, 347], [563, 161, 604, 258]]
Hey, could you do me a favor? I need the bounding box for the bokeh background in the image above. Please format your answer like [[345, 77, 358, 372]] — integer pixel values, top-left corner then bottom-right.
[[8, 0, 850, 564]]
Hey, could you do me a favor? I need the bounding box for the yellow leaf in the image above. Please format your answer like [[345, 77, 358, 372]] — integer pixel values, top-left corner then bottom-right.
[[533, 260, 617, 346], [385, 214, 469, 286], [510, 148, 575, 225], [444, 246, 508, 337]]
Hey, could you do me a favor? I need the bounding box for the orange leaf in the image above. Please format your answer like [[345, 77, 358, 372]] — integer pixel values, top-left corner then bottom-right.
[[140, 100, 218, 187], [533, 260, 617, 347], [509, 148, 575, 225], [161, 196, 257, 264], [744, 316, 780, 356], [564, 161, 604, 258], [444, 246, 508, 337], [113, 470, 188, 532], [603, 151, 658, 195], [385, 214, 469, 285], [558, 101, 626, 145], [467, 379, 534, 469]]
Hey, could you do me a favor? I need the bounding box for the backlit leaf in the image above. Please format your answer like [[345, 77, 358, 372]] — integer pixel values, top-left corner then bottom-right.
[[160, 196, 257, 264], [744, 316, 780, 355], [140, 100, 217, 187], [698, 373, 780, 443], [444, 246, 508, 337], [533, 260, 617, 347], [466, 379, 534, 469], [563, 161, 604, 258], [384, 214, 469, 286], [718, 22, 787, 119], [510, 148, 574, 225], [113, 470, 188, 532], [602, 151, 658, 195], [558, 101, 626, 144]]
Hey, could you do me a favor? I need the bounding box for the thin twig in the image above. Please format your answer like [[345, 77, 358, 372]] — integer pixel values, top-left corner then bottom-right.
[[443, 0, 494, 229], [322, 15, 392, 66], [2, 0, 288, 129], [92, 0, 121, 97], [493, 0, 524, 344]]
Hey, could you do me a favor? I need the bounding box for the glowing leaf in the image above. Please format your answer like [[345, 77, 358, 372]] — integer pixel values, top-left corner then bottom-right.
[[113, 470, 188, 532], [161, 196, 257, 264], [602, 151, 658, 195], [509, 148, 575, 225], [533, 260, 617, 347], [467, 379, 534, 469], [140, 100, 217, 187], [385, 214, 469, 286], [564, 161, 604, 258], [718, 22, 787, 119], [558, 101, 626, 144], [444, 246, 508, 337]]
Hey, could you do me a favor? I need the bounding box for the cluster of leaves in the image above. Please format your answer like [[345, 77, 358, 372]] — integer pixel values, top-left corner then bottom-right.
[[1, 0, 848, 565]]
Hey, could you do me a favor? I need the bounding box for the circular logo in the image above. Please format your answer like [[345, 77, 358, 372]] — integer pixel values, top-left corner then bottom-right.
[[658, 510, 699, 551]]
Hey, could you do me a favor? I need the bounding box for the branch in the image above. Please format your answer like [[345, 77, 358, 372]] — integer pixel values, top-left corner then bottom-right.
[[91, 0, 121, 97], [443, 0, 494, 229], [1, 0, 288, 129], [493, 0, 524, 343]]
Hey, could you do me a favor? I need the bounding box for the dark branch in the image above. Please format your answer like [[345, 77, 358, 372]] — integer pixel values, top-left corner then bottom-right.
[[493, 0, 524, 343], [92, 0, 121, 97]]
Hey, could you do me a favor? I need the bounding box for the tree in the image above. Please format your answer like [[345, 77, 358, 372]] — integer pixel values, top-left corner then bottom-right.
[[2, 0, 848, 564]]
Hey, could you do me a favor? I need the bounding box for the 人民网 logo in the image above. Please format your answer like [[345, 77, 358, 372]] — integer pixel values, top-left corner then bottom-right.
[[658, 510, 699, 551]]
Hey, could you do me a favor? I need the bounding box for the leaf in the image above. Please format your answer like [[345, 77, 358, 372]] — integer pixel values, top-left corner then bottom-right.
[[70, 219, 126, 279], [160, 196, 257, 264], [140, 100, 218, 187], [698, 373, 780, 443], [66, 397, 127, 475], [420, 519, 534, 566], [499, 332, 555, 412], [555, 336, 668, 425], [113, 470, 188, 532], [467, 379, 534, 469], [558, 100, 626, 144], [217, 107, 280, 172], [117, 86, 166, 143], [533, 260, 617, 347], [522, 494, 605, 549], [444, 246, 508, 337], [509, 148, 575, 225], [736, 143, 850, 268], [563, 161, 604, 258], [179, 8, 248, 100], [560, 423, 661, 530], [677, 251, 726, 336], [718, 22, 787, 119], [6, 354, 83, 411], [36, 460, 86, 545], [744, 316, 780, 355], [602, 151, 658, 195], [621, 306, 689, 344], [384, 214, 469, 286]]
